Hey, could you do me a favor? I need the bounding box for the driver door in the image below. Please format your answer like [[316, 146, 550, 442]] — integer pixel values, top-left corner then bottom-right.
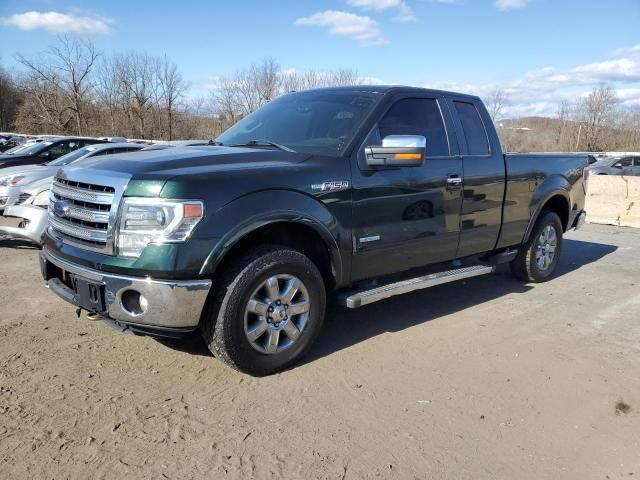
[[350, 95, 463, 282]]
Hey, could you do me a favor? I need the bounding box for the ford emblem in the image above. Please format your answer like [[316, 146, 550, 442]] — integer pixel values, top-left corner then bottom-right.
[[52, 200, 71, 218]]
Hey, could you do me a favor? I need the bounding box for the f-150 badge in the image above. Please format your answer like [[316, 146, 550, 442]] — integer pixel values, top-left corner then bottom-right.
[[311, 181, 350, 192]]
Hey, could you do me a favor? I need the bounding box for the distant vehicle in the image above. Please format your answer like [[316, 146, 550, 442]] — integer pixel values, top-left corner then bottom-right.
[[0, 142, 145, 213], [588, 155, 640, 176], [0, 137, 105, 170], [0, 176, 51, 244], [0, 143, 146, 244], [0, 135, 27, 153]]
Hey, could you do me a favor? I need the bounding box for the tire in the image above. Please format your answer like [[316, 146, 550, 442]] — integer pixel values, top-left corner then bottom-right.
[[510, 211, 563, 283], [201, 245, 326, 376]]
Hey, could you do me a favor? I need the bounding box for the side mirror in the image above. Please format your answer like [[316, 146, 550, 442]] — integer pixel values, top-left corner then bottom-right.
[[613, 162, 623, 169], [39, 151, 51, 159], [365, 135, 426, 168]]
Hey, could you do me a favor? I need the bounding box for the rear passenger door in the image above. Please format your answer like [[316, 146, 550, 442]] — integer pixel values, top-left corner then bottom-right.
[[350, 95, 463, 281], [448, 98, 505, 258]]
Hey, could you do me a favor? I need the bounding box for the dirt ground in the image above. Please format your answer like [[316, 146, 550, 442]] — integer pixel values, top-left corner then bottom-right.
[[0, 221, 639, 480]]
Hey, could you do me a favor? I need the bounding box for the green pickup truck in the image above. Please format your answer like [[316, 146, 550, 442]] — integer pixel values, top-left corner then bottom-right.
[[40, 86, 588, 375]]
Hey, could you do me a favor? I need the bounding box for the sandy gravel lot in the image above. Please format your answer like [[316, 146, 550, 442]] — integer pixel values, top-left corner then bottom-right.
[[0, 221, 639, 479]]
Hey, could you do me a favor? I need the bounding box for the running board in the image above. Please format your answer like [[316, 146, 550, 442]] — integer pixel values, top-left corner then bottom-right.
[[340, 265, 496, 309]]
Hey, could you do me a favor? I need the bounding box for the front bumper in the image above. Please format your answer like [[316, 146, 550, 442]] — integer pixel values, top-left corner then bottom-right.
[[0, 205, 48, 244], [40, 247, 212, 334]]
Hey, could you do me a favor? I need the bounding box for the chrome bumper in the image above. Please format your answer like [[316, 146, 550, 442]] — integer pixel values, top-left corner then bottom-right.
[[0, 205, 48, 244], [40, 248, 212, 330]]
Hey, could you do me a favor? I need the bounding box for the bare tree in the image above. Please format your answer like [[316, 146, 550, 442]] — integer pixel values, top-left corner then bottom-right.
[[485, 88, 510, 122], [554, 100, 574, 150], [158, 55, 186, 140], [211, 60, 364, 131], [574, 84, 618, 151], [115, 52, 155, 138], [0, 63, 24, 131], [16, 36, 100, 135], [95, 56, 122, 135]]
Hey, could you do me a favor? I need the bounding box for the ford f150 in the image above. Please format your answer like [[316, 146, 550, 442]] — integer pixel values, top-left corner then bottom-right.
[[39, 86, 588, 375]]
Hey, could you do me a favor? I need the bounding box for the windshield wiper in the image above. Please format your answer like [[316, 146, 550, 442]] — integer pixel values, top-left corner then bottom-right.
[[229, 140, 295, 153]]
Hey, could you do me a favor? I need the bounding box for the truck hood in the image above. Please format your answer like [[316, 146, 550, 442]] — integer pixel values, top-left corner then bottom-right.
[[60, 146, 309, 181]]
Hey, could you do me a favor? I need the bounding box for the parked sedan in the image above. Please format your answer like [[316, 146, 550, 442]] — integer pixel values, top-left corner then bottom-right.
[[0, 137, 106, 170], [0, 143, 145, 244], [0, 142, 145, 213], [589, 155, 640, 175]]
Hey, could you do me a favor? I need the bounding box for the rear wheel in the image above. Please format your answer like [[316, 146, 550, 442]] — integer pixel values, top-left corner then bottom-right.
[[201, 246, 326, 376], [510, 211, 563, 282]]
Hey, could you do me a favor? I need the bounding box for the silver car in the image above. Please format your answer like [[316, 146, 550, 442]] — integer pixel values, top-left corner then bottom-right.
[[589, 155, 640, 176], [0, 142, 144, 212], [0, 143, 144, 244]]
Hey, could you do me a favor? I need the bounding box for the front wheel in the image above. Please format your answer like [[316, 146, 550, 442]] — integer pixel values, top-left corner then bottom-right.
[[201, 246, 326, 376], [510, 211, 563, 282]]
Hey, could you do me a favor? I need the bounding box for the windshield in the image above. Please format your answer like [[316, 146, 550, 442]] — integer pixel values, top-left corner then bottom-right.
[[2, 144, 27, 155], [48, 146, 94, 166], [216, 91, 380, 156], [7, 142, 51, 156]]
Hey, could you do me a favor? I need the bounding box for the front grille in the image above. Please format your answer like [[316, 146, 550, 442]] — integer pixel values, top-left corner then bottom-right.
[[15, 193, 32, 205], [49, 177, 116, 252]]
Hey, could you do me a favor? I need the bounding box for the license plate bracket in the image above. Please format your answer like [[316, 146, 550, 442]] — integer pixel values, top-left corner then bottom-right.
[[69, 275, 106, 313]]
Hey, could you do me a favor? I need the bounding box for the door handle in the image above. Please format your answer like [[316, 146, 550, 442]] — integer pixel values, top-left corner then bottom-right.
[[446, 174, 463, 190]]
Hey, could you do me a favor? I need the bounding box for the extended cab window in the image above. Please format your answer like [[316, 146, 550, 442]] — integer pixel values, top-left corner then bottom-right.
[[454, 101, 490, 156], [378, 98, 449, 157]]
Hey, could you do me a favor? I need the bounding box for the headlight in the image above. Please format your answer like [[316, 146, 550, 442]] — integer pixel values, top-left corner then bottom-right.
[[0, 175, 25, 187], [32, 189, 50, 207], [116, 198, 204, 258]]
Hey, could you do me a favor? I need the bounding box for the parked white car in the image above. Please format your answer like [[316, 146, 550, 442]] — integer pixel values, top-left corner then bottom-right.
[[0, 142, 145, 244]]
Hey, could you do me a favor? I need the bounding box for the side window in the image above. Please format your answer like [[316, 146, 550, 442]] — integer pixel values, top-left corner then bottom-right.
[[634, 157, 640, 166], [618, 157, 633, 167], [454, 101, 490, 156], [47, 141, 71, 159], [378, 98, 450, 157]]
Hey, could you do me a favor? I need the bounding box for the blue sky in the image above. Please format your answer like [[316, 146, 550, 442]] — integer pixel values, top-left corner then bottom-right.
[[1, 0, 639, 116]]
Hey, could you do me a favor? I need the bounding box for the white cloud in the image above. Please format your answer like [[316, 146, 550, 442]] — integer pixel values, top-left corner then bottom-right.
[[494, 0, 529, 11], [295, 10, 387, 47], [347, 0, 417, 22], [0, 11, 112, 34], [421, 45, 640, 116]]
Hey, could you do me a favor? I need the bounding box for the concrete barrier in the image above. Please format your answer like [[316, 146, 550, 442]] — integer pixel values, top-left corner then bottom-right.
[[586, 175, 640, 228]]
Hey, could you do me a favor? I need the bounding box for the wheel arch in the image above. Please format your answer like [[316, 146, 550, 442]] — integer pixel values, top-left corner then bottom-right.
[[198, 190, 347, 289], [523, 176, 572, 243]]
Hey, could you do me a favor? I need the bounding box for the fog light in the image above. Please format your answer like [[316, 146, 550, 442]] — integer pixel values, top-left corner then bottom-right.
[[121, 290, 148, 316]]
